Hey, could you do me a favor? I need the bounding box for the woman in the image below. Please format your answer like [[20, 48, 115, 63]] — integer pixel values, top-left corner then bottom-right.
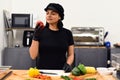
[[29, 3, 74, 72]]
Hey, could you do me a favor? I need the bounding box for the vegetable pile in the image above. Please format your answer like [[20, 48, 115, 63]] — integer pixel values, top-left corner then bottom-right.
[[61, 75, 96, 80], [72, 64, 96, 76], [28, 64, 97, 80], [28, 67, 51, 80], [61, 64, 97, 80]]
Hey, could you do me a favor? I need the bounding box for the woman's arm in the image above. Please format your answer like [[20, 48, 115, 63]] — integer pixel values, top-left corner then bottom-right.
[[29, 40, 39, 60], [67, 45, 74, 65]]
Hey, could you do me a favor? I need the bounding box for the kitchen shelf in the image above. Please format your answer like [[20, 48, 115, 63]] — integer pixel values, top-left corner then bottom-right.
[[5, 27, 34, 31]]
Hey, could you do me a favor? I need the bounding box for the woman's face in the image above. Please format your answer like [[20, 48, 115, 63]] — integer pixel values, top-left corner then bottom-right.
[[46, 10, 61, 24]]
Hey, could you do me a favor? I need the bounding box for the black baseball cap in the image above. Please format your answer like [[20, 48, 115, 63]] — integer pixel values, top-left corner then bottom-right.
[[44, 3, 64, 20]]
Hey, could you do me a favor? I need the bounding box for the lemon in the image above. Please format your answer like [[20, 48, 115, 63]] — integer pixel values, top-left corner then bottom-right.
[[28, 67, 39, 77], [85, 66, 96, 74]]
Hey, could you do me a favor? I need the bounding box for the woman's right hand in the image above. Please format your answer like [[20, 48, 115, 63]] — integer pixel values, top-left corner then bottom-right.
[[33, 21, 44, 41], [36, 20, 44, 29]]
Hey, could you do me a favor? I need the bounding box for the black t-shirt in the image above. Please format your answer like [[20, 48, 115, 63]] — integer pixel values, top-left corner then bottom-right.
[[36, 27, 74, 69]]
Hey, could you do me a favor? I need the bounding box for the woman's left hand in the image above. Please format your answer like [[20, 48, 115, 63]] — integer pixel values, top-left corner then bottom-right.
[[63, 63, 72, 72]]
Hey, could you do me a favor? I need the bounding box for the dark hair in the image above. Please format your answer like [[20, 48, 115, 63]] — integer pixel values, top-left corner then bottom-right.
[[45, 20, 63, 29]]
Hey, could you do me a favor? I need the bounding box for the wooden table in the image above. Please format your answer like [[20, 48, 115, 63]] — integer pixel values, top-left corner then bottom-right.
[[4, 70, 118, 80]]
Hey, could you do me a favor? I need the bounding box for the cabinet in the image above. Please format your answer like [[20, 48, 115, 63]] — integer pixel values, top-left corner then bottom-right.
[[111, 48, 120, 54], [111, 48, 120, 67], [2, 46, 110, 69], [2, 47, 36, 69], [74, 46, 109, 67]]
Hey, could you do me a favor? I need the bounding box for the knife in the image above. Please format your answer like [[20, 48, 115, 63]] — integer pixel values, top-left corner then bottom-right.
[[40, 71, 58, 75], [1, 71, 12, 80]]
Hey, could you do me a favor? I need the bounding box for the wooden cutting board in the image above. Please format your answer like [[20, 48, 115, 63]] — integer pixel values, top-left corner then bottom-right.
[[5, 70, 117, 80], [69, 73, 117, 80], [0, 70, 12, 80]]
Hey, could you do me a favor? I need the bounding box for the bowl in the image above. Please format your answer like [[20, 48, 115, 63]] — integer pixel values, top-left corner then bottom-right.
[[96, 67, 113, 75], [108, 67, 116, 71]]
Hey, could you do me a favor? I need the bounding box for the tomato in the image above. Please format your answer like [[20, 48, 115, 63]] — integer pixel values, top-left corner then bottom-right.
[[73, 77, 84, 80]]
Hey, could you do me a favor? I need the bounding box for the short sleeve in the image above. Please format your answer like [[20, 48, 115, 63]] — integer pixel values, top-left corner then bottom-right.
[[66, 30, 74, 46]]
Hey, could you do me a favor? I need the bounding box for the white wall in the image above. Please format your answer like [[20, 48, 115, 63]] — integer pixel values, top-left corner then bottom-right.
[[0, 0, 12, 65], [11, 0, 120, 46], [0, 0, 120, 65]]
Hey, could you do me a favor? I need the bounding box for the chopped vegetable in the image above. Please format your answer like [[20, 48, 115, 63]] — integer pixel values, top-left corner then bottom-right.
[[85, 78, 96, 80], [28, 67, 39, 77], [85, 66, 96, 74], [72, 67, 81, 76], [72, 64, 87, 76], [34, 74, 51, 80], [78, 64, 87, 75], [61, 75, 72, 80], [73, 77, 84, 80], [25, 79, 32, 80]]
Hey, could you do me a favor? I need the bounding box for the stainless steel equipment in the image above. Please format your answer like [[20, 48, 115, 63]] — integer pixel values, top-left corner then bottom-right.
[[6, 29, 34, 48], [71, 27, 104, 46]]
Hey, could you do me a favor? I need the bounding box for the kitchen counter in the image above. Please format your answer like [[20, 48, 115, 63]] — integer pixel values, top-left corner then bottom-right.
[[3, 70, 118, 80]]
